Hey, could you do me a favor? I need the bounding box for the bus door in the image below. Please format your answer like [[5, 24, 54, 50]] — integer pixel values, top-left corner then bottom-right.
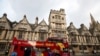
[[24, 47, 31, 56]]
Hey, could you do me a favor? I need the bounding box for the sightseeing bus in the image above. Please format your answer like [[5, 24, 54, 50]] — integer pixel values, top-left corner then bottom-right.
[[8, 37, 70, 56]]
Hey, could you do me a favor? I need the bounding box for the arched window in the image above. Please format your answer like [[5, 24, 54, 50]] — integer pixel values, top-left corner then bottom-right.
[[96, 34, 100, 43], [70, 32, 77, 43], [84, 33, 90, 43], [62, 17, 64, 20], [0, 29, 3, 35], [52, 16, 54, 18]]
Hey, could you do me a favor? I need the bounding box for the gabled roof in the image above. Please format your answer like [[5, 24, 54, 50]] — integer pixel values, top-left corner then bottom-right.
[[13, 15, 32, 31], [0, 13, 12, 29], [67, 22, 79, 35], [19, 15, 29, 24], [67, 22, 76, 30], [78, 24, 91, 35], [38, 19, 47, 26], [79, 24, 88, 31], [33, 19, 48, 32]]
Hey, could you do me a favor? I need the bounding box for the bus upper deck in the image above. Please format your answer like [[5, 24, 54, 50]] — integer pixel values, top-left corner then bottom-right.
[[8, 37, 70, 56]]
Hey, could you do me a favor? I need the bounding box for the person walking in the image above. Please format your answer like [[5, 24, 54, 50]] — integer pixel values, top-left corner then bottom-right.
[[11, 51, 17, 56]]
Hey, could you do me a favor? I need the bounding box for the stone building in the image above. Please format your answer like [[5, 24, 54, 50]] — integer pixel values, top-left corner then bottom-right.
[[48, 9, 68, 37], [0, 9, 100, 55]]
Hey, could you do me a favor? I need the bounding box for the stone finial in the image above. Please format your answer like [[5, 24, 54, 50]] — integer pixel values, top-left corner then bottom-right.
[[36, 17, 38, 21], [24, 15, 26, 18], [70, 22, 73, 25], [3, 13, 7, 17], [80, 24, 84, 28], [35, 17, 38, 25]]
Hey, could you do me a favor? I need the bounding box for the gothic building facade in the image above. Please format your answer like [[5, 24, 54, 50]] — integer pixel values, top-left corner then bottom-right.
[[0, 9, 100, 54]]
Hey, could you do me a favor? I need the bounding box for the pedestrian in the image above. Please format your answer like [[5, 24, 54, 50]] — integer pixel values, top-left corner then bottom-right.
[[52, 49, 60, 56], [48, 51, 53, 56], [11, 51, 17, 56]]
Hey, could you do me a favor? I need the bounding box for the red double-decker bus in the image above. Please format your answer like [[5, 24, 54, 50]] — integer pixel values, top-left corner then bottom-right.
[[8, 37, 70, 56]]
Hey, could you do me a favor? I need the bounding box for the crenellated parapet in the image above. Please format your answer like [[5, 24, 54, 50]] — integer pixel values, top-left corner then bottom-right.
[[50, 8, 65, 15]]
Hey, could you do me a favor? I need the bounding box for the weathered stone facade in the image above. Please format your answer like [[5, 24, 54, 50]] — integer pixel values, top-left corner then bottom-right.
[[0, 9, 100, 54]]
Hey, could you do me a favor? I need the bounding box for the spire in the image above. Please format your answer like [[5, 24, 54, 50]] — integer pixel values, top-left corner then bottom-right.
[[90, 13, 96, 25]]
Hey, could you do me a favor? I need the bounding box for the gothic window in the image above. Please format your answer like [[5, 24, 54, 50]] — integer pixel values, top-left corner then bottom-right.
[[85, 33, 90, 43], [0, 43, 6, 51], [62, 17, 64, 20], [52, 16, 54, 18], [19, 32, 22, 39], [71, 36, 77, 43], [97, 35, 100, 43], [0, 29, 3, 35], [39, 29, 46, 41], [93, 45, 99, 50], [86, 37, 90, 43], [39, 32, 45, 41], [55, 15, 61, 19], [70, 32, 77, 43], [79, 45, 87, 50], [18, 31, 25, 39]]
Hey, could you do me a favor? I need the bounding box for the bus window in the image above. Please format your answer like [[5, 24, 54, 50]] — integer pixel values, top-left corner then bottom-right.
[[24, 47, 31, 56]]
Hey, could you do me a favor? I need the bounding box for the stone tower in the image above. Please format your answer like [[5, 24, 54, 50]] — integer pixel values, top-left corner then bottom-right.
[[48, 9, 68, 38]]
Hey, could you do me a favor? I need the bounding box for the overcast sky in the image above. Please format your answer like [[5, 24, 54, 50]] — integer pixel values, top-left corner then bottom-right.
[[0, 0, 100, 28]]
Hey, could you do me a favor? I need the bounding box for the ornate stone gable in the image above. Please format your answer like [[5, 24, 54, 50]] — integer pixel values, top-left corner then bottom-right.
[[39, 19, 47, 26], [34, 19, 48, 32], [0, 13, 11, 29], [67, 22, 79, 35], [13, 15, 32, 31], [79, 24, 91, 36]]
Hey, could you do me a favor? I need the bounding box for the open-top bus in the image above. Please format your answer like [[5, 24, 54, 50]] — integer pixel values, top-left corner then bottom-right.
[[8, 37, 70, 56]]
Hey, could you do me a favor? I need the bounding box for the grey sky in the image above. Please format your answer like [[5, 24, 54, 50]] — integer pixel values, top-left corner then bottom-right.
[[0, 0, 100, 28]]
